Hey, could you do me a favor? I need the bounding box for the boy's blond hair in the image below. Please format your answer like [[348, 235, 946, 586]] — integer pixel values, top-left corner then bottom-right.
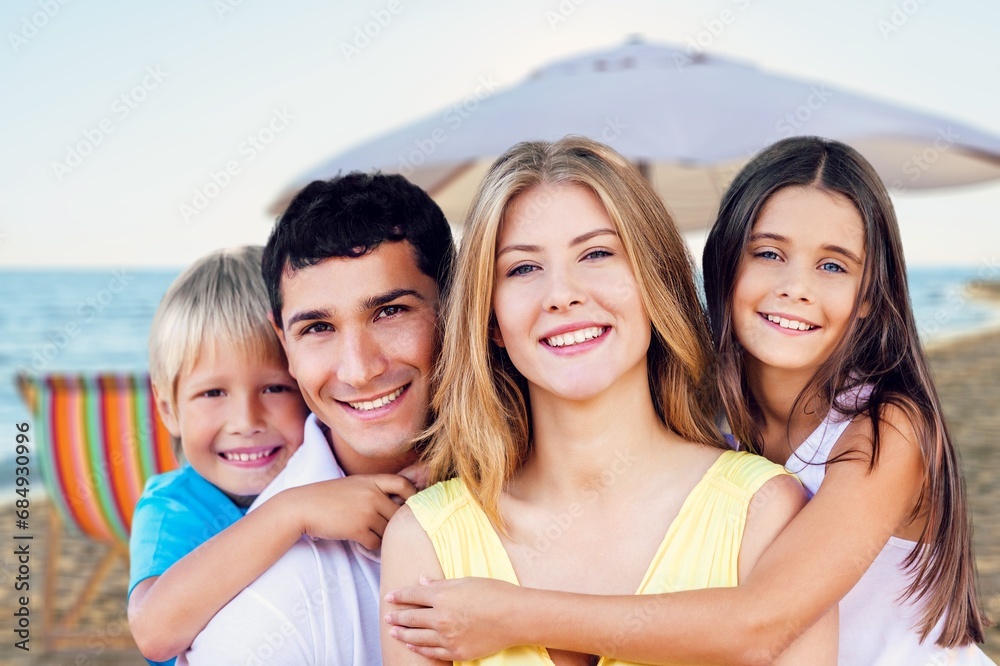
[[149, 246, 286, 456]]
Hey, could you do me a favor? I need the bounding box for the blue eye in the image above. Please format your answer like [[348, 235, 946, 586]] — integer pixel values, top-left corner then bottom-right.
[[507, 264, 537, 277], [584, 249, 612, 260], [820, 262, 846, 273], [754, 250, 780, 261]]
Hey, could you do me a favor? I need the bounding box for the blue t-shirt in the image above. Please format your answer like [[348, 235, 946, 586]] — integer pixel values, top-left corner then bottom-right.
[[128, 465, 248, 666]]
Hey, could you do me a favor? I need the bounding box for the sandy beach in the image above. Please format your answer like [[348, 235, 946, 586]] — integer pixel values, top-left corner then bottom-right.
[[967, 281, 1000, 303], [2, 330, 999, 664]]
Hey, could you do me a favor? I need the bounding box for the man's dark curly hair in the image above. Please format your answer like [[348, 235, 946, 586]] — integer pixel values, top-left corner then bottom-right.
[[262, 172, 455, 328]]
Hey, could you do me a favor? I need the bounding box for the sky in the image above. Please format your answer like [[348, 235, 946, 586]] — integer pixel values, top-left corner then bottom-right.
[[2, 0, 999, 268]]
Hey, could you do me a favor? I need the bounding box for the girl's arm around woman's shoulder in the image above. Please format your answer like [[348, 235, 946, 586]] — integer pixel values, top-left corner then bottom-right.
[[384, 418, 924, 664], [381, 473, 837, 665], [737, 473, 838, 665], [380, 504, 449, 666]]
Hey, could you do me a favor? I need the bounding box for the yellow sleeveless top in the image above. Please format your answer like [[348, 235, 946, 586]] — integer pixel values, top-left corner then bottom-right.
[[407, 449, 791, 666]]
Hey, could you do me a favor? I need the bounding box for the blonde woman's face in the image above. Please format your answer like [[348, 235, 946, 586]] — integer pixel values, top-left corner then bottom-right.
[[492, 183, 651, 404]]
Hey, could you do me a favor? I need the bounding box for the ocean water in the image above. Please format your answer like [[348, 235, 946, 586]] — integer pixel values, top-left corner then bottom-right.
[[1, 266, 999, 473]]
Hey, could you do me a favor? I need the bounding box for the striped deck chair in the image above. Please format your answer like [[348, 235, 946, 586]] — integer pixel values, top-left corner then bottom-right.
[[16, 372, 177, 651]]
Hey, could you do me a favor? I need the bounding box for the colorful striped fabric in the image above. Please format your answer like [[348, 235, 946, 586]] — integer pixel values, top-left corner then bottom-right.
[[18, 373, 178, 546]]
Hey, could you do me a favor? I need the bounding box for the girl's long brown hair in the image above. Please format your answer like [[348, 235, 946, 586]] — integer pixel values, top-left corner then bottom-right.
[[702, 136, 988, 646], [422, 136, 722, 531]]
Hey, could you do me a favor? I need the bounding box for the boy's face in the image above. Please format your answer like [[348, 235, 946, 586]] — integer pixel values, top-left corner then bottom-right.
[[158, 343, 309, 497], [274, 241, 439, 476]]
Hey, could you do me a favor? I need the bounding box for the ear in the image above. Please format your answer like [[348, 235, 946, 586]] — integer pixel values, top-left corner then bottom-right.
[[269, 312, 288, 350], [269, 311, 299, 381], [152, 384, 181, 438], [857, 299, 871, 318], [489, 319, 505, 349]]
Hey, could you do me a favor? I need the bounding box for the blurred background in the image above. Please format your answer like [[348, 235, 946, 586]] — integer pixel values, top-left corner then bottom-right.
[[1, 0, 998, 662]]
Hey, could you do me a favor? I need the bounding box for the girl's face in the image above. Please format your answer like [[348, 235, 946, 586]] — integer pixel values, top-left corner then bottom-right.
[[492, 183, 651, 403], [731, 185, 866, 377]]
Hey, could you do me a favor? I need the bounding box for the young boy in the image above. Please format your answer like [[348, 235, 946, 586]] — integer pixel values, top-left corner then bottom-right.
[[176, 172, 455, 663], [127, 246, 415, 664]]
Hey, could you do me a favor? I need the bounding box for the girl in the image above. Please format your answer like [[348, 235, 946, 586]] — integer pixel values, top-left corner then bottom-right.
[[379, 136, 836, 665], [383, 136, 992, 664]]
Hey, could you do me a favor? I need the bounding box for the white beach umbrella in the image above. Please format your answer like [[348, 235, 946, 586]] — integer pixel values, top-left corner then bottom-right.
[[273, 38, 1000, 231]]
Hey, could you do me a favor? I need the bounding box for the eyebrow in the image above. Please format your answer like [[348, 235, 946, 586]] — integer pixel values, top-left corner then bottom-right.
[[749, 232, 864, 265], [496, 227, 618, 259], [286, 308, 332, 328], [285, 288, 426, 328], [360, 288, 425, 311]]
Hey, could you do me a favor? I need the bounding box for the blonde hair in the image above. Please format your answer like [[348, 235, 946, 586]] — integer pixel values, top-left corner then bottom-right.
[[149, 246, 287, 456], [423, 137, 722, 528]]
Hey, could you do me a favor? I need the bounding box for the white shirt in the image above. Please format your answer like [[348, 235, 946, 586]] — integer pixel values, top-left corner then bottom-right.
[[178, 414, 383, 666], [787, 396, 993, 666]]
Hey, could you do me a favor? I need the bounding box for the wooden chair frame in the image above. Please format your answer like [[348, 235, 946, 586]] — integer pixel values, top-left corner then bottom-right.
[[17, 372, 177, 652]]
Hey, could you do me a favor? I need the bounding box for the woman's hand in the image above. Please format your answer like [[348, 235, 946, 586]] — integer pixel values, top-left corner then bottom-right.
[[384, 577, 522, 661]]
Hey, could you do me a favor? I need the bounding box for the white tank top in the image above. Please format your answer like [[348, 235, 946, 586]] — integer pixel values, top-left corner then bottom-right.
[[788, 402, 993, 665]]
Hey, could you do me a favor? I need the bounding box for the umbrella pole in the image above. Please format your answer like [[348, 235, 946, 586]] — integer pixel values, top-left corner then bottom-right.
[[637, 160, 651, 182]]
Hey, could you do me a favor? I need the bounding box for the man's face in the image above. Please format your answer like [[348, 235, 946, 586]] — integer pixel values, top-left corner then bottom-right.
[[273, 241, 440, 475]]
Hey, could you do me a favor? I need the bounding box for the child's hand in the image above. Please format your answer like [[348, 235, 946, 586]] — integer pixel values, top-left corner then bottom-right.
[[286, 475, 416, 550], [383, 576, 520, 661], [397, 460, 431, 491]]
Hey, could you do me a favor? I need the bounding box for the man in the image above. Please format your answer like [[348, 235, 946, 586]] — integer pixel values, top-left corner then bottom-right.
[[178, 172, 454, 665]]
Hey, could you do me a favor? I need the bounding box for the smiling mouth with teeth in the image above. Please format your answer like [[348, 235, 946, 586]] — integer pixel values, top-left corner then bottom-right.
[[347, 385, 405, 412], [220, 448, 278, 463], [543, 326, 608, 348], [763, 313, 817, 331]]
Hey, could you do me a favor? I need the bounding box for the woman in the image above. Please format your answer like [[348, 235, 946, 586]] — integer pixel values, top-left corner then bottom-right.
[[380, 137, 836, 665]]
